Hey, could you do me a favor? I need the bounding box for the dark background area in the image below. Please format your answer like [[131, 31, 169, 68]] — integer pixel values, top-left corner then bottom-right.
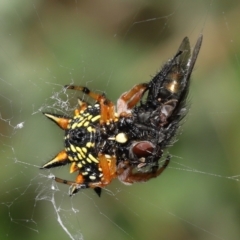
[[1, 1, 240, 239]]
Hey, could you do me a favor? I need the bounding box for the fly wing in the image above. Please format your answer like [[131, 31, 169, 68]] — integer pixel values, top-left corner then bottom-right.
[[175, 34, 203, 112], [187, 34, 203, 80], [175, 36, 191, 70]]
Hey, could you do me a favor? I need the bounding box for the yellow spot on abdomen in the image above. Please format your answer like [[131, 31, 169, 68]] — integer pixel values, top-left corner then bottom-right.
[[77, 119, 86, 127], [76, 147, 85, 158], [83, 121, 89, 127], [86, 158, 92, 163], [86, 142, 95, 148], [91, 115, 100, 122], [70, 144, 77, 152], [88, 153, 99, 163]]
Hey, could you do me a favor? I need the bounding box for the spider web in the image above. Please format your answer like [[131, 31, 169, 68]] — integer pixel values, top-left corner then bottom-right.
[[1, 0, 240, 239]]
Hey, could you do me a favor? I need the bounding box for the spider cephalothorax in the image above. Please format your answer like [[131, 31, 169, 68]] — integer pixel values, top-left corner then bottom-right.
[[41, 35, 202, 196]]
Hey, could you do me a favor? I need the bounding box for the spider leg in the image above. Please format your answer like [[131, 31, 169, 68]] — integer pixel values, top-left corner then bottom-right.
[[117, 155, 170, 184], [49, 154, 117, 197], [54, 173, 97, 196], [72, 154, 117, 195], [88, 154, 117, 188], [117, 83, 148, 114], [65, 85, 116, 124], [53, 175, 90, 196], [54, 176, 102, 197]]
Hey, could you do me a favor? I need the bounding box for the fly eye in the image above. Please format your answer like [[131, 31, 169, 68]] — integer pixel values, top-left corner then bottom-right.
[[131, 141, 155, 158]]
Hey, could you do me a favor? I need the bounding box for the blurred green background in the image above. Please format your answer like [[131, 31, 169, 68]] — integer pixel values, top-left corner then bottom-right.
[[1, 0, 240, 239]]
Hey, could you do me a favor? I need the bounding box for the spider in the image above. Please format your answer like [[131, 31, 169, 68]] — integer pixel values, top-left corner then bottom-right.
[[41, 35, 203, 197]]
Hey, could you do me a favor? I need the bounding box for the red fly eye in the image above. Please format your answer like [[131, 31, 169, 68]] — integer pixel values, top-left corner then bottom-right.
[[132, 141, 155, 158]]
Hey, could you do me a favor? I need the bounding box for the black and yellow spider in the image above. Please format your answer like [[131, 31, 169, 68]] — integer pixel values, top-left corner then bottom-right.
[[41, 35, 202, 196]]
